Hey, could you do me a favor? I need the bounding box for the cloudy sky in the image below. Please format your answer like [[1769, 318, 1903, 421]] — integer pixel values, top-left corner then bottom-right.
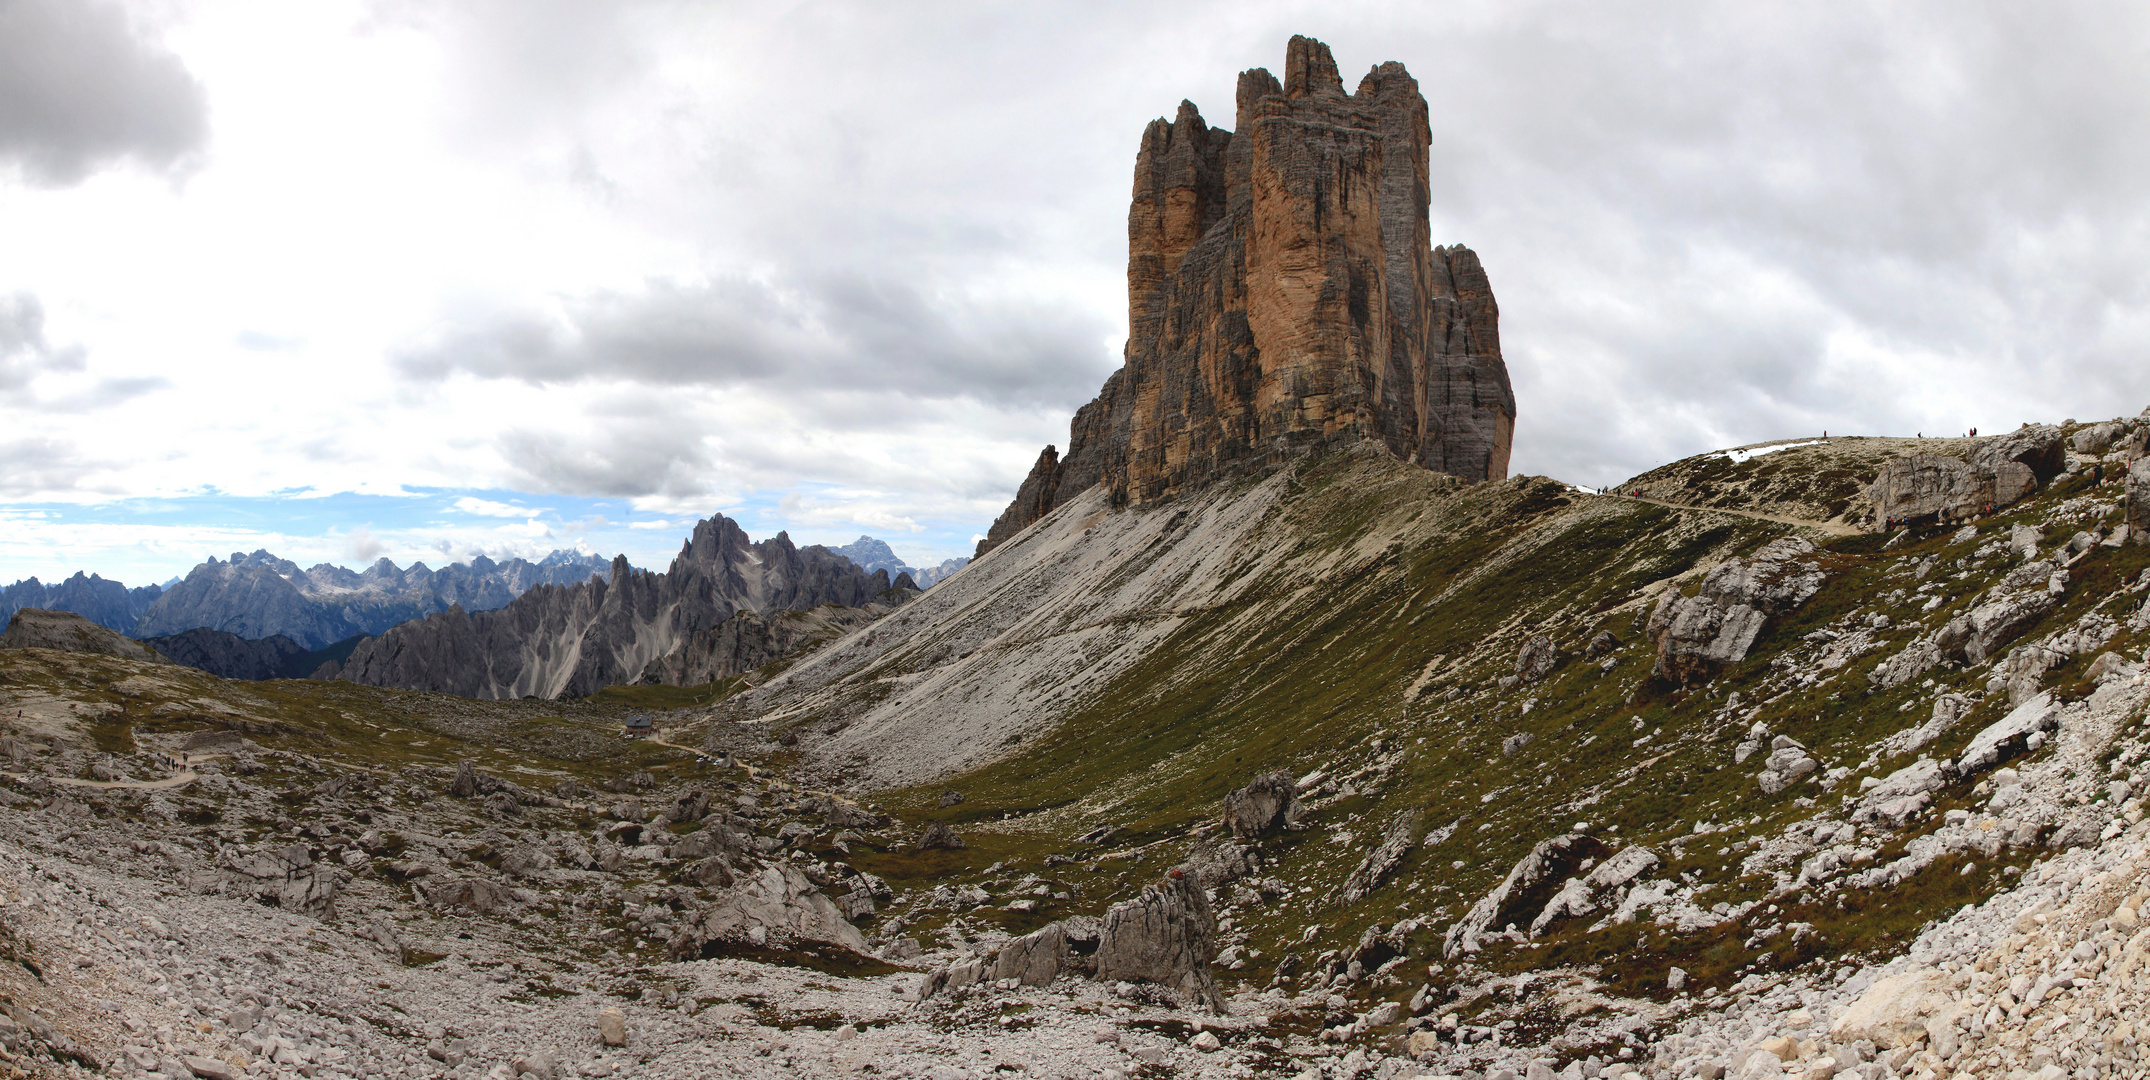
[[4, 0, 2148, 586]]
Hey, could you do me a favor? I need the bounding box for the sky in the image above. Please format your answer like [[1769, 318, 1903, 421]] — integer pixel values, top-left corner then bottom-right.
[[4, 1, 2149, 586]]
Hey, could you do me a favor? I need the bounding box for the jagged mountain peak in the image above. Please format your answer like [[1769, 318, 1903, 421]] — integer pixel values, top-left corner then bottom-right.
[[977, 34, 1514, 556], [337, 510, 897, 699]]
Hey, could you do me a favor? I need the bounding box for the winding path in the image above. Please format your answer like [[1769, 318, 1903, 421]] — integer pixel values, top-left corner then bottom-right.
[[1606, 492, 1864, 538], [2, 753, 227, 792]]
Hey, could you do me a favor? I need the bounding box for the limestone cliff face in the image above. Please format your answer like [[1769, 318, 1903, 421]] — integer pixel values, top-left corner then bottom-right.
[[979, 36, 1514, 555]]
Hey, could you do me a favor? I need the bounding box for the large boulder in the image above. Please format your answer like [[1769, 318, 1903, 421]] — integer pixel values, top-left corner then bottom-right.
[[670, 821, 751, 862], [1094, 871, 1223, 1012], [667, 862, 868, 959], [1866, 427, 2063, 526], [2073, 421, 2125, 455], [1851, 758, 1953, 827], [448, 760, 480, 798], [1221, 771, 1303, 838], [1867, 454, 2021, 525], [1528, 844, 1660, 936], [1935, 587, 2057, 666], [1831, 969, 1953, 1048], [1445, 833, 1610, 955], [1957, 692, 2063, 774], [1341, 812, 1419, 902], [216, 844, 348, 915], [499, 843, 555, 878], [993, 922, 1067, 987], [1972, 425, 2067, 484], [1647, 539, 1824, 685], [1514, 634, 1564, 682]]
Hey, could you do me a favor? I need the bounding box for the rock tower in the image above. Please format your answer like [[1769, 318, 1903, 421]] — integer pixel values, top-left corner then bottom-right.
[[979, 35, 1515, 555]]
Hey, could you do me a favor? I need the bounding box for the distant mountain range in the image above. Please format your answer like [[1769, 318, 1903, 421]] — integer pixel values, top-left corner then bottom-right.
[[830, 536, 969, 588], [0, 573, 165, 636], [1, 549, 616, 650], [0, 533, 963, 677], [334, 516, 905, 699]]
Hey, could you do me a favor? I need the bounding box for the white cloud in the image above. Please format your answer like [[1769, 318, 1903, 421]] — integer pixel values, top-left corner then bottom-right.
[[344, 525, 384, 562], [3, 0, 2150, 587], [452, 495, 542, 517]]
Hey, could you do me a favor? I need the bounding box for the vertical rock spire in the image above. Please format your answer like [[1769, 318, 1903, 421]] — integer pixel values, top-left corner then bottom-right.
[[978, 35, 1515, 556]]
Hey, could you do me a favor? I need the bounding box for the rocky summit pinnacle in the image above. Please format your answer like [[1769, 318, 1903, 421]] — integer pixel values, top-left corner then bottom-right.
[[978, 35, 1516, 556]]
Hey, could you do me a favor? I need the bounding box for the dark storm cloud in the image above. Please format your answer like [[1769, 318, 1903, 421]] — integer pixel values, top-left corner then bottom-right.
[[493, 409, 715, 501], [394, 273, 1116, 412], [0, 0, 208, 186]]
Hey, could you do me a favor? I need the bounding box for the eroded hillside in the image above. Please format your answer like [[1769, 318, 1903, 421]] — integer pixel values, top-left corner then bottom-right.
[[3, 417, 2148, 1080]]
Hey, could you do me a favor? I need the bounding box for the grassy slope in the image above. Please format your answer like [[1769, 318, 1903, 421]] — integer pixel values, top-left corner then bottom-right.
[[0, 650, 695, 783], [825, 436, 2149, 1004]]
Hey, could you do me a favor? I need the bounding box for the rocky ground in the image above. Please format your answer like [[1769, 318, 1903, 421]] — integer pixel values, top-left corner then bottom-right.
[[3, 415, 2149, 1079], [2, 668, 2148, 1080]]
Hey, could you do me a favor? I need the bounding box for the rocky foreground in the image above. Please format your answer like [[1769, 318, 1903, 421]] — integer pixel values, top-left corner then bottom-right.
[[1, 664, 2149, 1080]]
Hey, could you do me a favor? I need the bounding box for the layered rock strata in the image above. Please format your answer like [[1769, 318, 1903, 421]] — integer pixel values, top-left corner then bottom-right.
[[333, 516, 891, 700], [979, 36, 1514, 555]]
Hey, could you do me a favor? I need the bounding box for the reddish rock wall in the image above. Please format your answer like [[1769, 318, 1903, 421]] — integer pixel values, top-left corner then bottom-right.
[[980, 36, 1514, 555]]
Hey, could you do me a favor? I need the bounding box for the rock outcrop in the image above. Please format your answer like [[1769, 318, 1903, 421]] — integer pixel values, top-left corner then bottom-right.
[[1094, 872, 1223, 1012], [2130, 458, 2150, 544], [214, 843, 347, 915], [332, 515, 891, 700], [0, 608, 164, 663], [1646, 538, 1826, 685], [1866, 426, 2066, 526], [1445, 833, 1610, 957], [979, 36, 1514, 555], [1221, 770, 1303, 837], [665, 862, 868, 959], [640, 600, 906, 689]]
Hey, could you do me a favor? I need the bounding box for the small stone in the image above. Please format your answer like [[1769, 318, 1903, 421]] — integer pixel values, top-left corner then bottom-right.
[[596, 1007, 627, 1048], [1192, 1030, 1221, 1052], [182, 1056, 240, 1080], [917, 823, 965, 850], [1667, 966, 1688, 991], [510, 1051, 558, 1080], [833, 1024, 858, 1043]]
